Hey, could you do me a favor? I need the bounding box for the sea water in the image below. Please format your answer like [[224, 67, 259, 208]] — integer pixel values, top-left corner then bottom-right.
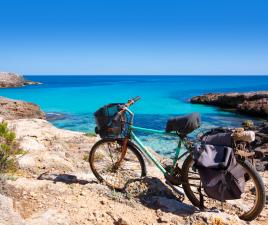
[[0, 75, 267, 156]]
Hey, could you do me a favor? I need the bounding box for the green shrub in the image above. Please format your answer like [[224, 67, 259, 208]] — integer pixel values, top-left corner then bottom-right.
[[83, 153, 89, 162], [0, 122, 26, 173]]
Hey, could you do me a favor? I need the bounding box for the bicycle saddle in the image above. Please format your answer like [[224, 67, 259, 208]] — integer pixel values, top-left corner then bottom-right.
[[165, 112, 201, 135]]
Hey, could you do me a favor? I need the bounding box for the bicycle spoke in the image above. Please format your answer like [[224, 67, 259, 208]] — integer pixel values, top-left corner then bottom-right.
[[187, 177, 200, 180], [91, 140, 144, 190], [182, 155, 265, 221]]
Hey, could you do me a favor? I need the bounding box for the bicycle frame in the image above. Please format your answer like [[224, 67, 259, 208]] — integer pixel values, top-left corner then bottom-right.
[[129, 125, 191, 175]]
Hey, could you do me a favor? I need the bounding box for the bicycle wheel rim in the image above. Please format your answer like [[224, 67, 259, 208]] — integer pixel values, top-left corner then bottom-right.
[[89, 139, 146, 190], [182, 155, 265, 221]]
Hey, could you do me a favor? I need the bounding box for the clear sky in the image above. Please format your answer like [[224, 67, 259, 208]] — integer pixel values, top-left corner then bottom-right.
[[0, 0, 267, 75]]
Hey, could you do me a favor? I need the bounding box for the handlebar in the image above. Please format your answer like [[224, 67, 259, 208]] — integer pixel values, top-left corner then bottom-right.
[[125, 96, 141, 107], [112, 96, 141, 122]]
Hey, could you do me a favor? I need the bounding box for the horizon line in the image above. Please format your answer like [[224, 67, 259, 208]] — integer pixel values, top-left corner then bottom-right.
[[24, 74, 268, 76]]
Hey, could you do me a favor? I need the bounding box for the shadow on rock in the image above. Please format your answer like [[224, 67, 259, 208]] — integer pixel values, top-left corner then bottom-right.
[[122, 176, 197, 216], [37, 172, 97, 185]]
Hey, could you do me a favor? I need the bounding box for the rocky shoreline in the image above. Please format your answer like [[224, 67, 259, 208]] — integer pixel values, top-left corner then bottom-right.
[[0, 97, 45, 120], [0, 72, 41, 88], [0, 97, 268, 225], [190, 91, 268, 117]]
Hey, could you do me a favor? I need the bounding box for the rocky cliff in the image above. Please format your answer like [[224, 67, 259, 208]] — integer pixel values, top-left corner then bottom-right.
[[191, 91, 268, 117], [0, 72, 40, 88]]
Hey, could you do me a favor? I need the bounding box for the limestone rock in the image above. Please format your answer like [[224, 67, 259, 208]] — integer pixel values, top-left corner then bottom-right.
[[238, 98, 268, 117], [191, 91, 268, 117], [26, 209, 70, 225], [0, 72, 40, 88], [0, 97, 45, 120], [7, 118, 97, 174], [152, 196, 196, 215], [185, 211, 246, 225], [0, 193, 26, 225]]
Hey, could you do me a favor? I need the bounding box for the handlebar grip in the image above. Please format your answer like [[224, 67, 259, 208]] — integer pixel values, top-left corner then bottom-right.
[[133, 96, 141, 102], [126, 96, 141, 107]]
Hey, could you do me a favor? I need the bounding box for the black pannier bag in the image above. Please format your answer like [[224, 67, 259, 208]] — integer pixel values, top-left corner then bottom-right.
[[94, 103, 129, 139], [193, 144, 245, 201], [200, 128, 233, 147], [166, 113, 201, 135]]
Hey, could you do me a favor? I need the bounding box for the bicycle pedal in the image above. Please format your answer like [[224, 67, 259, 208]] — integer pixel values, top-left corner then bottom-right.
[[165, 173, 181, 186]]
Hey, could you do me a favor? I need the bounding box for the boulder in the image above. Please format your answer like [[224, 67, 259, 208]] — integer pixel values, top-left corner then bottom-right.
[[0, 97, 45, 120]]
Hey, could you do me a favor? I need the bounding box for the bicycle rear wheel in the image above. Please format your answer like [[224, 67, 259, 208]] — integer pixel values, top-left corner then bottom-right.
[[89, 139, 146, 190], [181, 155, 266, 221]]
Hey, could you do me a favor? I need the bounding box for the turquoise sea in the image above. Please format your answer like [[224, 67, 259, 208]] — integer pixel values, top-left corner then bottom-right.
[[0, 75, 267, 156]]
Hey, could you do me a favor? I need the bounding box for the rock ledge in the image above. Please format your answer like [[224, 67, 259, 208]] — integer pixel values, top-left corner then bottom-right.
[[0, 97, 45, 120], [0, 72, 41, 88], [191, 91, 268, 117]]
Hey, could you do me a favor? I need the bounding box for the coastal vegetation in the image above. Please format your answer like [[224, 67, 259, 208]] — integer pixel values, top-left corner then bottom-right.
[[0, 121, 25, 173]]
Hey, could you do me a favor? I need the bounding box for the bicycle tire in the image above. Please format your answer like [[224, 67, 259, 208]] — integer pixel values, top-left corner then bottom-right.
[[181, 155, 266, 221], [89, 139, 147, 190]]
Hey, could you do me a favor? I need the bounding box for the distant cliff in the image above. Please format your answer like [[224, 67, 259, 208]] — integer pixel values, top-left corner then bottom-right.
[[190, 91, 268, 117], [0, 72, 40, 88]]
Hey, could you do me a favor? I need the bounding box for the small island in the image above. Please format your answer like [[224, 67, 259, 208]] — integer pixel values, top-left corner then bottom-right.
[[0, 72, 41, 88], [191, 91, 268, 117]]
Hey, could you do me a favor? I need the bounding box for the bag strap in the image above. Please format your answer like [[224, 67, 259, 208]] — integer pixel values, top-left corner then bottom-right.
[[218, 147, 232, 169], [220, 172, 227, 198], [203, 134, 209, 145], [219, 171, 227, 209], [198, 181, 204, 210]]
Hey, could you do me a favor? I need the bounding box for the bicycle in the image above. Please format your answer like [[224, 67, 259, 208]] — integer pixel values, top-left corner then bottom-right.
[[89, 96, 266, 221]]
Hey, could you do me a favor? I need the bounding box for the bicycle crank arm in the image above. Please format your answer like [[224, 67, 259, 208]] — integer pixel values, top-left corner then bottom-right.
[[164, 177, 185, 201]]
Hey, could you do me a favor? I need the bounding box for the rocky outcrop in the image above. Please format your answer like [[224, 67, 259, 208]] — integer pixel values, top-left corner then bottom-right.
[[0, 72, 40, 88], [191, 91, 268, 117], [0, 97, 45, 120], [237, 98, 268, 117], [7, 118, 97, 174]]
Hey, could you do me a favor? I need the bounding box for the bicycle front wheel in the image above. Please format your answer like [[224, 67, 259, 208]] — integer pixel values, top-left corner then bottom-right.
[[89, 139, 146, 190], [181, 155, 266, 221]]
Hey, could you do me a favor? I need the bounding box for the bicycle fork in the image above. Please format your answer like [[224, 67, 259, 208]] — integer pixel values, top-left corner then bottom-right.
[[113, 138, 129, 170]]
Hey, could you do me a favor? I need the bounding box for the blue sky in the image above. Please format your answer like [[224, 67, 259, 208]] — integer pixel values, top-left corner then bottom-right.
[[0, 0, 267, 75]]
